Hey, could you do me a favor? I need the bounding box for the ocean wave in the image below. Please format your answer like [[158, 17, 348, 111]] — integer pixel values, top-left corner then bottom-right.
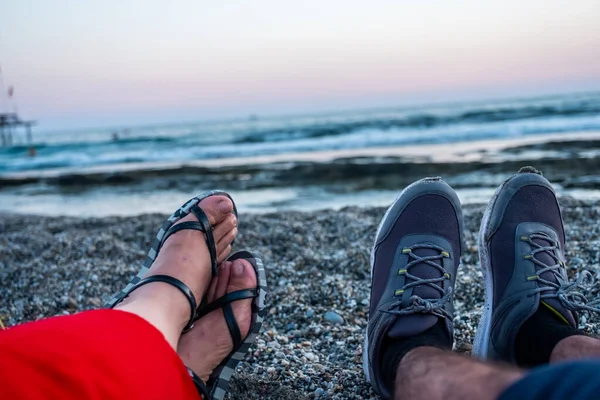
[[236, 95, 600, 144], [2, 92, 600, 174]]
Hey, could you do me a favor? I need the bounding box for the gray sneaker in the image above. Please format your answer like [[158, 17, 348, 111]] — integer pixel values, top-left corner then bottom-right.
[[363, 177, 464, 399], [473, 166, 598, 362]]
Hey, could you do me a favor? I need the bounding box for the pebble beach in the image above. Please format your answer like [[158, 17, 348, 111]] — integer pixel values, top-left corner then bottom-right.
[[2, 197, 600, 399]]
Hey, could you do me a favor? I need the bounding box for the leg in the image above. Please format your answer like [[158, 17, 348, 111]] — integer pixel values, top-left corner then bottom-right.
[[393, 343, 600, 400], [550, 335, 600, 363], [0, 194, 239, 399], [394, 347, 523, 400]]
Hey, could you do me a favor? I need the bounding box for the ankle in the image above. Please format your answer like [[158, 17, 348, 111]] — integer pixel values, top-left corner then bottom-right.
[[382, 319, 452, 388], [514, 305, 580, 367], [115, 282, 192, 341]]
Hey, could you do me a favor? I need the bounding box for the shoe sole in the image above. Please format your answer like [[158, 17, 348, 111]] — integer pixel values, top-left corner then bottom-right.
[[472, 169, 553, 359], [363, 177, 464, 382], [471, 179, 502, 359]]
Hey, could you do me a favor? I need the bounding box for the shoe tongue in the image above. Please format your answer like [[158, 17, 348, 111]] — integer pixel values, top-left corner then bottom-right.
[[388, 247, 445, 338], [531, 236, 576, 327]]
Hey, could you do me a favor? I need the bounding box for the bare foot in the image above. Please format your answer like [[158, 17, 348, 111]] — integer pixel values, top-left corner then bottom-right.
[[177, 258, 257, 382], [115, 195, 238, 349]]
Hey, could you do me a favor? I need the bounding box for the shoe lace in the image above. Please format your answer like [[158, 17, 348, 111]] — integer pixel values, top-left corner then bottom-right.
[[384, 244, 453, 319], [524, 232, 600, 314]]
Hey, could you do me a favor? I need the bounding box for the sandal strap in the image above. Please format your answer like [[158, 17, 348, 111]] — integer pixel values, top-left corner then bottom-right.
[[119, 275, 197, 332], [162, 221, 206, 245], [194, 288, 257, 349], [222, 302, 242, 349], [188, 367, 211, 399], [190, 204, 218, 277], [195, 289, 257, 320], [159, 204, 218, 278]]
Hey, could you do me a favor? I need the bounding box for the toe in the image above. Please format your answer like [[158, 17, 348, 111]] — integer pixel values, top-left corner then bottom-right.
[[229, 259, 257, 292], [198, 195, 234, 226], [168, 195, 235, 239], [216, 226, 237, 254], [214, 261, 231, 300], [217, 244, 232, 265], [205, 263, 225, 302], [213, 214, 237, 248], [228, 259, 256, 339]]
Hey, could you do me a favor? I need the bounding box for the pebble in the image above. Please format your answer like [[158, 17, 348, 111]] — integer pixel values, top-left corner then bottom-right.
[[89, 297, 102, 307], [67, 297, 78, 308], [570, 257, 584, 266], [324, 311, 344, 324]]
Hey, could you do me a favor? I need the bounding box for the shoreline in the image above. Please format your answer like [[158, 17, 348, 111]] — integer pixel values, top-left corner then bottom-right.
[[1, 130, 600, 218], [2, 200, 600, 398], [2, 130, 599, 184]]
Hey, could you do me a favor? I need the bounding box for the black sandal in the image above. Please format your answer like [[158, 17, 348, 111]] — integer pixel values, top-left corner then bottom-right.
[[105, 190, 238, 332], [188, 250, 268, 400]]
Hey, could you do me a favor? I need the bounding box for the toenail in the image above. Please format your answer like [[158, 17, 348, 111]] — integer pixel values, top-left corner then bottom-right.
[[217, 200, 231, 213], [233, 261, 244, 276]]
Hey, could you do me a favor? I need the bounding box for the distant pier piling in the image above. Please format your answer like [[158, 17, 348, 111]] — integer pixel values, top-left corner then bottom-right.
[[0, 113, 36, 147]]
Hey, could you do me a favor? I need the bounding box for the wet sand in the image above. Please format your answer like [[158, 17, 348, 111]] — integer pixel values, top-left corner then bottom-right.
[[2, 130, 600, 189]]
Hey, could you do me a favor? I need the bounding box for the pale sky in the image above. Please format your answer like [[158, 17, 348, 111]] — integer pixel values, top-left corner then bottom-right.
[[1, 0, 599, 130]]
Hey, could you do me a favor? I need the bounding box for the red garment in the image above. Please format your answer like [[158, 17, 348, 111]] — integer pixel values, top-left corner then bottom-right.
[[0, 310, 199, 399]]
